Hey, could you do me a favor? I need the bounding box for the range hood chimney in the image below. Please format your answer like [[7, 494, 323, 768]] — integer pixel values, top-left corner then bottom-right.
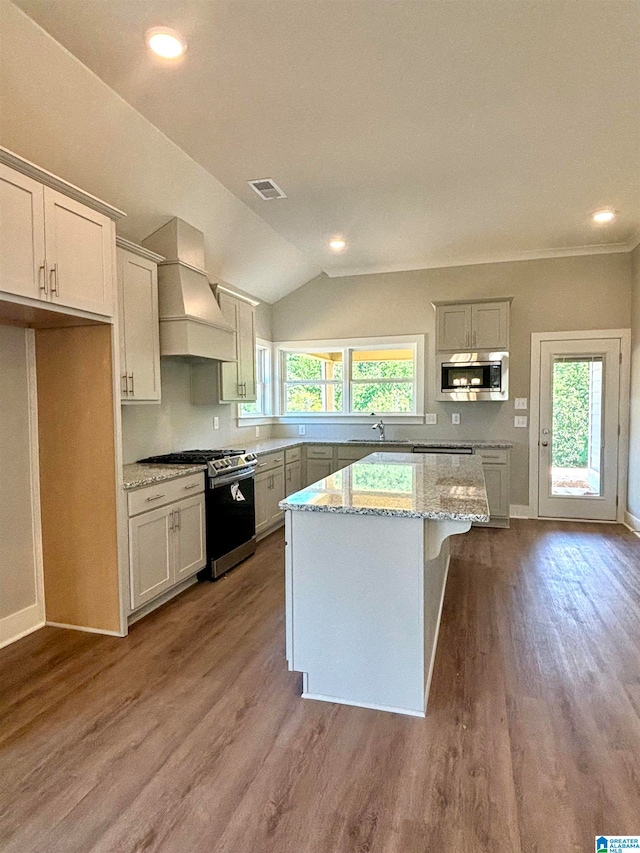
[[142, 218, 235, 361]]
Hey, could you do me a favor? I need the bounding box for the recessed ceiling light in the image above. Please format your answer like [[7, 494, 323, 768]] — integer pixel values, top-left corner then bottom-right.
[[329, 238, 347, 252], [146, 27, 187, 59], [592, 209, 616, 224]]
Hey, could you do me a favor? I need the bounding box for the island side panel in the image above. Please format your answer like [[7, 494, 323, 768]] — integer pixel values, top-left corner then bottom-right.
[[289, 511, 426, 716]]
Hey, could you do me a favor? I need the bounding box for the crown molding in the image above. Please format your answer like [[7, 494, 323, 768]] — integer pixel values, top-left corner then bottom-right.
[[115, 236, 164, 262]]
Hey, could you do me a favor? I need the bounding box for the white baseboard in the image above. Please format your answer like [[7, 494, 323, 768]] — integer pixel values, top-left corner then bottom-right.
[[510, 504, 532, 519], [45, 621, 126, 637], [0, 603, 45, 650], [623, 510, 640, 537]]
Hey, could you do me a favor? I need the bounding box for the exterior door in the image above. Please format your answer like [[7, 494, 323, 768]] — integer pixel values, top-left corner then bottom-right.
[[537, 338, 620, 520]]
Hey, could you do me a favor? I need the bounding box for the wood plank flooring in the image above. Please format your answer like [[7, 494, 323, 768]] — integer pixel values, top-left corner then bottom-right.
[[1, 520, 639, 852]]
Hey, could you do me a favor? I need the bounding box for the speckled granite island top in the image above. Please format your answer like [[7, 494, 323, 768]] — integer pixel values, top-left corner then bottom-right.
[[280, 452, 489, 522], [122, 463, 206, 490]]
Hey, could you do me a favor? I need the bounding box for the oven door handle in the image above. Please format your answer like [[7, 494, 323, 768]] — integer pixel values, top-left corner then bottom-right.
[[210, 468, 256, 488]]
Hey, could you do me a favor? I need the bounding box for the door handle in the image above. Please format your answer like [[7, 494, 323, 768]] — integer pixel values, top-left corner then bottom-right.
[[50, 263, 59, 296], [39, 261, 48, 295]]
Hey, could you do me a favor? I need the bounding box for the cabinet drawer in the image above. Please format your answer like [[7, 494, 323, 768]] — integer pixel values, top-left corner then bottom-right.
[[476, 449, 508, 465], [128, 472, 205, 516], [285, 446, 302, 464], [306, 445, 334, 459], [255, 451, 285, 473]]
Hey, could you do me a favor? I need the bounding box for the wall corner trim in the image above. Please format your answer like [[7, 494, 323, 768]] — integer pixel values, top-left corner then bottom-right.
[[623, 510, 640, 536]]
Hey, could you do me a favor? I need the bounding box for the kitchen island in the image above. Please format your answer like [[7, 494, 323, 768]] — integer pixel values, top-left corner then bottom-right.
[[280, 452, 488, 717]]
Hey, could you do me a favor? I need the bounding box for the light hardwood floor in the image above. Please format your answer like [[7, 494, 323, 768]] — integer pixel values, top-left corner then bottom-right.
[[1, 521, 639, 852]]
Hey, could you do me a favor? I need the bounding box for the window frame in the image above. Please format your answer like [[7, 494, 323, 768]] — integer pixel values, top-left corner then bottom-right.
[[274, 335, 425, 423], [237, 339, 273, 421]]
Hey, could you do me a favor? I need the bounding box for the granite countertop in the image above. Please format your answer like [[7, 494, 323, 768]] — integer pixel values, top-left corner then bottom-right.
[[122, 462, 206, 490], [238, 437, 513, 457], [279, 451, 489, 522]]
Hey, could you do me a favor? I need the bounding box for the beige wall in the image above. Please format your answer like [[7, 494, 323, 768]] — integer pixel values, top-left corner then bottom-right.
[[271, 253, 632, 507], [629, 245, 640, 521], [0, 325, 41, 641], [0, 0, 318, 303]]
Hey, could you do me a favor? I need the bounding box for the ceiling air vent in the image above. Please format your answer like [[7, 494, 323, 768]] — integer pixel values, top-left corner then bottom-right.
[[248, 178, 287, 201]]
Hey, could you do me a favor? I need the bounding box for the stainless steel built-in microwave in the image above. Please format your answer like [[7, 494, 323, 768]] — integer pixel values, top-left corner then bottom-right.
[[437, 352, 509, 401]]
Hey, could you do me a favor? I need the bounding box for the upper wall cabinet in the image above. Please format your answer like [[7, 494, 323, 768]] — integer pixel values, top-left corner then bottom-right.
[[0, 149, 124, 318], [434, 298, 511, 351], [217, 289, 257, 403], [117, 239, 163, 403]]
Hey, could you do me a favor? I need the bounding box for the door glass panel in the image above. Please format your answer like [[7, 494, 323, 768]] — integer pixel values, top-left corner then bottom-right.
[[551, 357, 603, 497]]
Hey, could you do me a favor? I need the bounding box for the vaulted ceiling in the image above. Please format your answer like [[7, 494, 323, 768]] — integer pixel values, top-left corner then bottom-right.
[[12, 0, 640, 288]]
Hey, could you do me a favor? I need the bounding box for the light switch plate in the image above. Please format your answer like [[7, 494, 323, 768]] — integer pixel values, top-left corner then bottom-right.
[[451, 413, 461, 425], [515, 397, 528, 410], [298, 425, 306, 435], [425, 413, 437, 425], [213, 416, 219, 429], [514, 415, 528, 428]]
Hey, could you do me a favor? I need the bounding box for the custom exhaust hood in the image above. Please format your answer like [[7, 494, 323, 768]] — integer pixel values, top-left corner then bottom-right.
[[142, 218, 235, 361]]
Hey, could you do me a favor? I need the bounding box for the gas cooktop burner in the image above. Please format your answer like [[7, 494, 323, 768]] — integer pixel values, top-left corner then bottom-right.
[[138, 449, 246, 465]]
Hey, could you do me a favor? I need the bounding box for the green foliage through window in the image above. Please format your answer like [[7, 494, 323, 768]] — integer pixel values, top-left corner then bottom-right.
[[552, 360, 598, 468]]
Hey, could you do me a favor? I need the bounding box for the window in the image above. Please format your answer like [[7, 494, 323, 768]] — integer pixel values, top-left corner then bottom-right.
[[239, 343, 270, 417], [277, 336, 423, 417]]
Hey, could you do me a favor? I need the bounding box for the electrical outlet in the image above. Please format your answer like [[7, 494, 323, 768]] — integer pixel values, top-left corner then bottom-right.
[[425, 413, 437, 425], [514, 415, 528, 428], [451, 413, 460, 425], [255, 426, 260, 438], [213, 416, 219, 429], [298, 425, 306, 435], [515, 398, 528, 410]]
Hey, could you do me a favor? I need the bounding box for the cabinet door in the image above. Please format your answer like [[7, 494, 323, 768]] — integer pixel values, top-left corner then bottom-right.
[[306, 458, 333, 486], [285, 461, 302, 497], [129, 506, 173, 609], [255, 470, 271, 535], [43, 187, 114, 315], [237, 299, 256, 400], [118, 248, 161, 402], [437, 304, 471, 351], [218, 292, 242, 401], [269, 468, 286, 526], [0, 165, 45, 300], [482, 464, 509, 519], [471, 302, 509, 350], [173, 494, 206, 581]]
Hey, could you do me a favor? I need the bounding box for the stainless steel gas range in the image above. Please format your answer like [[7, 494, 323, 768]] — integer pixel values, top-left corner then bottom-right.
[[138, 449, 258, 579]]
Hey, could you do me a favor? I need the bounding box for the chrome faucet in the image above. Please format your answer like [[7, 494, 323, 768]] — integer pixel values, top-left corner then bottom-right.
[[371, 413, 385, 441]]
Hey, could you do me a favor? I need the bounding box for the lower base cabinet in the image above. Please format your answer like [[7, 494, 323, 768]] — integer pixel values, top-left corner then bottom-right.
[[128, 475, 206, 611], [285, 460, 302, 496], [255, 468, 285, 538], [474, 449, 510, 527]]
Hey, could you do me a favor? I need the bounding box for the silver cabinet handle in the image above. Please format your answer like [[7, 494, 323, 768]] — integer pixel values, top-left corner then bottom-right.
[[39, 261, 48, 295], [146, 493, 165, 502], [258, 462, 269, 468], [50, 263, 59, 296], [183, 482, 200, 490], [481, 454, 500, 460], [169, 511, 174, 532], [174, 509, 181, 530], [128, 373, 134, 396], [473, 330, 476, 347]]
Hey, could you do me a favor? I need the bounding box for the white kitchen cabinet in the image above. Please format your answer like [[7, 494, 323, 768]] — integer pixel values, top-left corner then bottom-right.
[[435, 299, 510, 351], [173, 495, 207, 581], [217, 290, 257, 402], [128, 475, 206, 611], [285, 460, 303, 496], [475, 449, 510, 528], [305, 458, 333, 486], [255, 466, 285, 537], [0, 155, 122, 317], [117, 240, 162, 403], [43, 188, 114, 315], [0, 163, 46, 300]]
